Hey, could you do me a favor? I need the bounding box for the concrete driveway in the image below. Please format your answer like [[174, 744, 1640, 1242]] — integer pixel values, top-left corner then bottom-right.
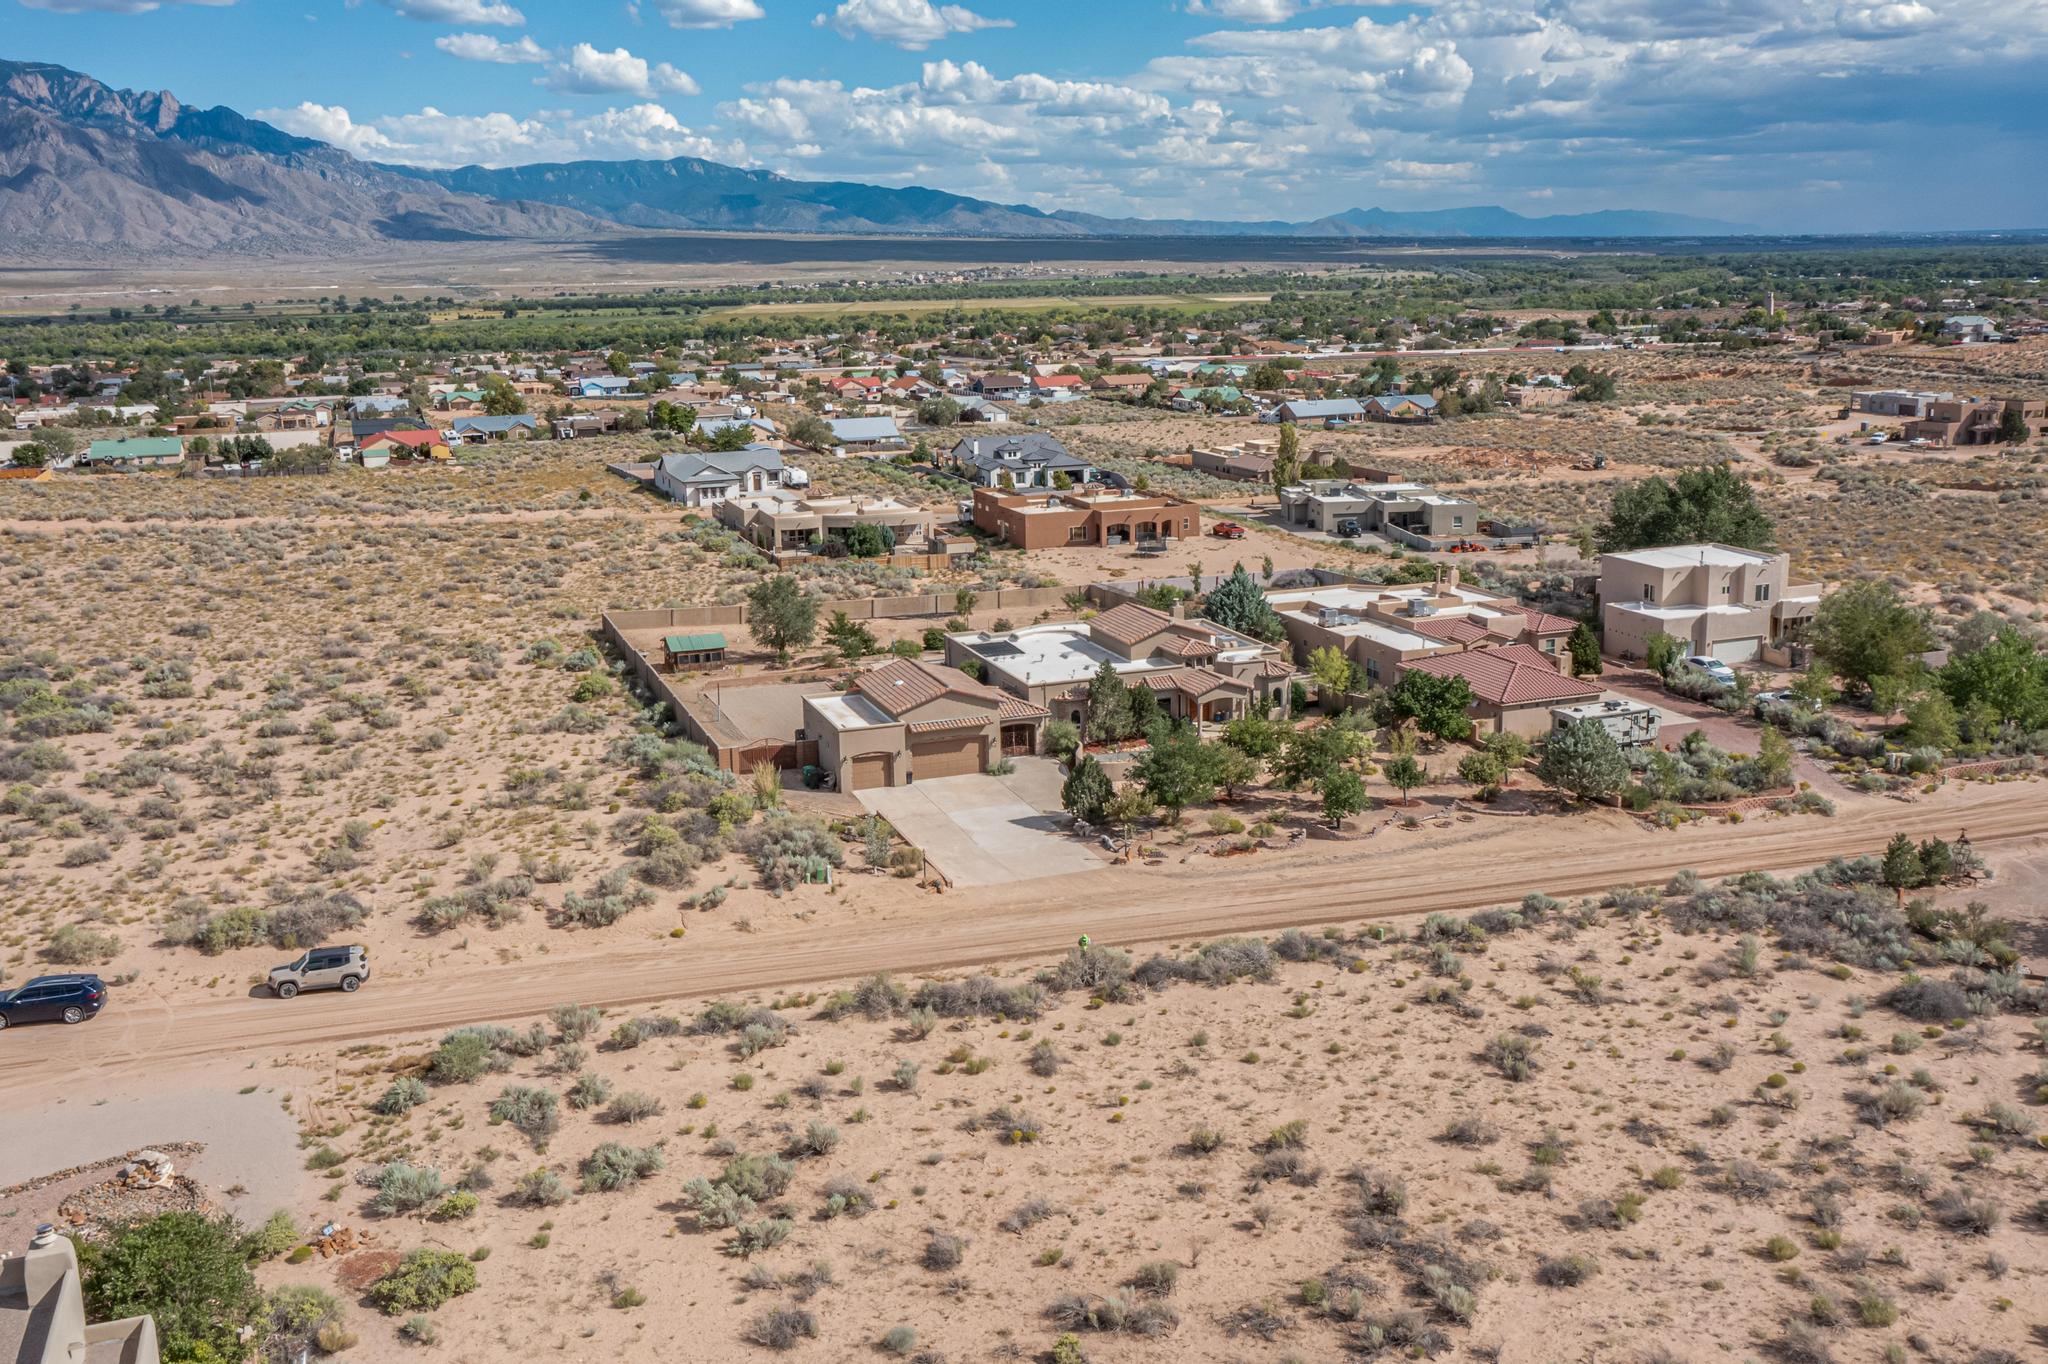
[[856, 758, 1102, 888]]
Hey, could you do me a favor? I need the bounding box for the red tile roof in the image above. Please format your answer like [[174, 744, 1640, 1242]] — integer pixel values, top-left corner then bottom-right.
[[1404, 644, 1601, 708], [1088, 602, 1174, 648], [1521, 611, 1580, 636], [853, 658, 1003, 718], [1406, 616, 1493, 646]]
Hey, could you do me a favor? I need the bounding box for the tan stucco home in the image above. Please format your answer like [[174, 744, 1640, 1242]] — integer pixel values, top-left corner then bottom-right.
[[802, 658, 1047, 791], [1599, 544, 1822, 664], [1267, 572, 1579, 688]]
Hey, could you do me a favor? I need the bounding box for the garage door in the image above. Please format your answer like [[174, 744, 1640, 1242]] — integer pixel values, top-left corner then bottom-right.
[[1710, 637, 1761, 664], [847, 753, 891, 790], [910, 735, 981, 780]]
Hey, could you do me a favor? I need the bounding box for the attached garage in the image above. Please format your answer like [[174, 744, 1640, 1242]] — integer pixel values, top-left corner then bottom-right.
[[1709, 637, 1762, 664], [909, 734, 982, 780], [846, 752, 892, 790]]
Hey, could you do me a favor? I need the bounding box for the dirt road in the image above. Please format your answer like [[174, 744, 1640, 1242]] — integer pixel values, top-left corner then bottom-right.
[[5, 780, 2040, 1096]]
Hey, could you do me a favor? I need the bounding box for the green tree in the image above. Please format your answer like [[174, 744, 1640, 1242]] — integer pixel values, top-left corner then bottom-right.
[[954, 588, 979, 618], [1061, 755, 1115, 825], [1755, 726, 1795, 788], [1880, 832, 1923, 903], [1811, 581, 1933, 696], [10, 441, 48, 468], [917, 396, 961, 426], [1596, 464, 1774, 552], [1938, 628, 2048, 729], [1083, 660, 1133, 744], [1203, 564, 1283, 641], [1566, 621, 1602, 678], [787, 412, 833, 447], [1103, 786, 1153, 838], [747, 576, 819, 664], [840, 522, 895, 558], [1382, 754, 1425, 806], [1385, 670, 1475, 744], [1458, 749, 1508, 795], [823, 611, 878, 660], [1788, 661, 1839, 708], [1996, 405, 2030, 444], [1537, 719, 1630, 802], [1319, 768, 1368, 828], [77, 1213, 264, 1363], [1221, 712, 1287, 760], [1307, 645, 1353, 699], [1126, 680, 1163, 737], [1214, 744, 1262, 798], [1271, 422, 1302, 497], [1131, 727, 1224, 823], [1274, 721, 1362, 789], [1901, 690, 1958, 751], [480, 373, 526, 416]]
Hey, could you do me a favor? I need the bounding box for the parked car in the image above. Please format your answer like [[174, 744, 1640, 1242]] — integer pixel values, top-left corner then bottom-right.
[[267, 944, 370, 999], [1334, 518, 1362, 538], [1209, 521, 1245, 539], [1752, 689, 1818, 715], [0, 974, 107, 1029], [1680, 655, 1739, 687]]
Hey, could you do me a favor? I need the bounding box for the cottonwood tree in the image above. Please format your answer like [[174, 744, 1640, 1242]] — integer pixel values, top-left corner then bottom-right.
[[1596, 464, 1774, 552], [1811, 581, 1934, 697], [1385, 670, 1475, 745], [1132, 725, 1226, 823]]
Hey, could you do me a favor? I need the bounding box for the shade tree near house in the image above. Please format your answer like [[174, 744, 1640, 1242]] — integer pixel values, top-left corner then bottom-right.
[[747, 575, 819, 665], [1383, 670, 1475, 745], [1203, 564, 1285, 643], [1810, 580, 1934, 698], [1060, 755, 1115, 826], [1383, 755, 1426, 806], [1320, 768, 1368, 828], [1131, 723, 1226, 823], [1596, 464, 1774, 553], [1083, 660, 1133, 745]]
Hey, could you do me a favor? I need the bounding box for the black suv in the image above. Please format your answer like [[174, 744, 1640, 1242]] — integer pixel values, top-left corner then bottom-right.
[[0, 974, 107, 1029]]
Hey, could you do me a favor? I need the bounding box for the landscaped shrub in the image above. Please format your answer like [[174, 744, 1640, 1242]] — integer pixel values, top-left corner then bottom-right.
[[367, 1162, 445, 1216], [741, 812, 844, 891]]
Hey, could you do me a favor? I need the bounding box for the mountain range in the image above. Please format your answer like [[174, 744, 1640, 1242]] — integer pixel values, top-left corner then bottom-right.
[[0, 57, 1752, 259]]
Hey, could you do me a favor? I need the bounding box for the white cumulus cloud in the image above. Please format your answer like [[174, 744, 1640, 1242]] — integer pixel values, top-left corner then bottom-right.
[[650, 0, 764, 25], [255, 99, 734, 168], [433, 32, 547, 63], [541, 43, 699, 97], [816, 0, 1014, 50], [378, 0, 525, 25]]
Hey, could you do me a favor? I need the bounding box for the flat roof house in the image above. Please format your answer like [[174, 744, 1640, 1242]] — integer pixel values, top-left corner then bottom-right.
[[946, 601, 1293, 728], [715, 491, 935, 554], [1276, 478, 1481, 544], [654, 446, 803, 508], [1599, 543, 1823, 665], [971, 485, 1199, 550], [802, 658, 1047, 791], [947, 433, 1096, 489], [1902, 396, 2044, 447], [2, 1225, 161, 1364]]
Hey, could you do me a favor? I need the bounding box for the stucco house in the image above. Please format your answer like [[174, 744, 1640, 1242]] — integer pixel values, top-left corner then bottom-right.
[[1266, 573, 1579, 689], [2, 1226, 161, 1364], [715, 491, 934, 554], [802, 658, 1047, 791], [1599, 544, 1823, 664], [971, 485, 1199, 549]]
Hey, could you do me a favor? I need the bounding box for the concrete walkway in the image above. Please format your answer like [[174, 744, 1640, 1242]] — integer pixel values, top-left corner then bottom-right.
[[857, 760, 1103, 887]]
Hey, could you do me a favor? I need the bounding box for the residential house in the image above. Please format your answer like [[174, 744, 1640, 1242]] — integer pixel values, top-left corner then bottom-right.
[[973, 373, 1030, 399], [1599, 543, 1823, 664], [552, 412, 620, 440], [1402, 644, 1604, 738], [1849, 389, 1952, 418], [653, 446, 804, 508], [1266, 574, 1579, 690], [1902, 396, 2045, 447], [971, 485, 1199, 550], [1089, 373, 1154, 399], [1188, 437, 1280, 482], [946, 601, 1293, 730], [348, 395, 412, 417], [82, 435, 184, 469], [360, 429, 452, 462], [450, 414, 538, 443], [826, 416, 904, 451], [802, 657, 1048, 790], [1276, 479, 1481, 544], [947, 433, 1095, 489], [577, 376, 635, 398], [952, 395, 1010, 424], [1264, 397, 1364, 426], [692, 415, 778, 442], [1, 1226, 161, 1364], [715, 491, 935, 554], [1364, 393, 1440, 424], [1941, 314, 1999, 342]]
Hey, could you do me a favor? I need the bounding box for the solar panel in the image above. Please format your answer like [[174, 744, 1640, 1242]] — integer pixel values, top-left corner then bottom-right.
[[973, 641, 1025, 659]]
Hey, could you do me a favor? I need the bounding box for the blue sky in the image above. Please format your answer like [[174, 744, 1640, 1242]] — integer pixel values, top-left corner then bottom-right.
[[11, 0, 2047, 231]]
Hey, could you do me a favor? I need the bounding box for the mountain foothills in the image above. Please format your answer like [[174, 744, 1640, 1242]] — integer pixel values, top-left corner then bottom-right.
[[0, 57, 1750, 258]]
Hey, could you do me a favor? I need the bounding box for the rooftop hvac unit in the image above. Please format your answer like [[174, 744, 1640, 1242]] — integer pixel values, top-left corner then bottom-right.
[[1317, 608, 1359, 627], [1407, 600, 1437, 617]]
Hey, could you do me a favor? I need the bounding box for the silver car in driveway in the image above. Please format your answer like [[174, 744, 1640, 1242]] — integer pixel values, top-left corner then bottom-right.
[[267, 944, 370, 999]]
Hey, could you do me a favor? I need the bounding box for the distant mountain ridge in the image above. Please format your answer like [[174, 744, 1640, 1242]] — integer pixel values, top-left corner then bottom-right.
[[396, 156, 1752, 239], [0, 55, 1753, 258]]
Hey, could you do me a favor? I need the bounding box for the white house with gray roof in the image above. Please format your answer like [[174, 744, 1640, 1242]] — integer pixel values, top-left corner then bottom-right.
[[946, 433, 1096, 489], [654, 445, 807, 508]]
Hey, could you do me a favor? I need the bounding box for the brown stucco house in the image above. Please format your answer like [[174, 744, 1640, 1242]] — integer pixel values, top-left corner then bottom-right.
[[801, 658, 1047, 791], [945, 601, 1294, 730], [1267, 573, 1578, 689], [1599, 544, 1823, 664], [2, 1227, 160, 1364], [1402, 643, 1605, 738], [971, 485, 1201, 550]]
